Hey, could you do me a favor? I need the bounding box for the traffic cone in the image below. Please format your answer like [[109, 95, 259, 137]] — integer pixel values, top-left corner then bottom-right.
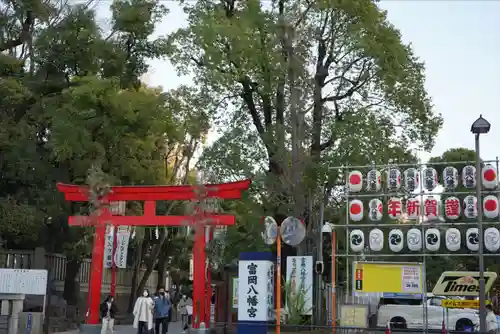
[[441, 319, 446, 334], [385, 322, 391, 334]]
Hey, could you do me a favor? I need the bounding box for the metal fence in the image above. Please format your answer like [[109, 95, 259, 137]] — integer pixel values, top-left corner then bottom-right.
[[210, 322, 485, 334]]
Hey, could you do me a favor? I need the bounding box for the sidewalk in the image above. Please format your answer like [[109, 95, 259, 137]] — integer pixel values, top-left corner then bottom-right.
[[54, 321, 184, 334]]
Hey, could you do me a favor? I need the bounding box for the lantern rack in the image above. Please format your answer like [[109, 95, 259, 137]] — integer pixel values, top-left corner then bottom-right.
[[330, 157, 500, 306]]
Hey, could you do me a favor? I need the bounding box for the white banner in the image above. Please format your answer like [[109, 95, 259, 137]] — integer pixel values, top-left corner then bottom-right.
[[237, 260, 273, 321], [103, 225, 114, 269], [103, 226, 131, 268], [114, 226, 131, 268], [286, 256, 313, 315]]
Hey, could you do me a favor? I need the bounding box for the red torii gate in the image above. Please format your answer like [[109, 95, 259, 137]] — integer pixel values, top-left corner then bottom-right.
[[57, 179, 251, 327]]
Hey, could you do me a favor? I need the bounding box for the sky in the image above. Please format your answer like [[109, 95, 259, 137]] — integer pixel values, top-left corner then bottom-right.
[[100, 0, 500, 164]]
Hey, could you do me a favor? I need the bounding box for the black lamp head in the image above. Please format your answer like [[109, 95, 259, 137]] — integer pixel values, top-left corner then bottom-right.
[[471, 115, 491, 134]]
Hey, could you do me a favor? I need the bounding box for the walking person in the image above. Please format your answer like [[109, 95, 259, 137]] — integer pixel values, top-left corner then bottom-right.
[[153, 287, 172, 334], [100, 295, 117, 334], [486, 304, 499, 333], [133, 289, 154, 334], [177, 294, 193, 334]]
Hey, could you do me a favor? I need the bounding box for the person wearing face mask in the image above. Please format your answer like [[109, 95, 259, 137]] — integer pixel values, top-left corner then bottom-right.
[[177, 294, 193, 333], [100, 295, 117, 334], [153, 287, 172, 334], [133, 289, 154, 334]]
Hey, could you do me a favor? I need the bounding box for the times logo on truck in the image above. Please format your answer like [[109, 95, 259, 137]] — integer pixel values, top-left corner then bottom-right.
[[432, 271, 498, 296]]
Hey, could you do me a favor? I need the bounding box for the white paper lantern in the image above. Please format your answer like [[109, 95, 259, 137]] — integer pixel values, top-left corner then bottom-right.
[[403, 168, 420, 192], [442, 166, 459, 190], [463, 195, 478, 219], [348, 170, 363, 192], [350, 229, 365, 252], [484, 227, 500, 252], [424, 196, 440, 220], [366, 169, 381, 192], [444, 197, 461, 220], [407, 228, 422, 251], [462, 165, 476, 188], [422, 167, 438, 191], [387, 197, 403, 220], [425, 228, 440, 252], [387, 168, 401, 191], [349, 199, 364, 221], [368, 198, 383, 221], [482, 165, 498, 189], [445, 228, 461, 252], [483, 195, 499, 219], [406, 198, 421, 220], [369, 229, 384, 252], [466, 228, 479, 251], [388, 229, 404, 252]]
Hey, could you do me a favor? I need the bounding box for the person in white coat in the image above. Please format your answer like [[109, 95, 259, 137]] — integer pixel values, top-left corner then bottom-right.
[[486, 304, 499, 332], [133, 289, 154, 334]]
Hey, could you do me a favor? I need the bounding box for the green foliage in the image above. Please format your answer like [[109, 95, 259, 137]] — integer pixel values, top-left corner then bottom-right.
[[175, 0, 443, 222], [207, 186, 270, 269], [283, 279, 311, 325], [0, 0, 207, 262]]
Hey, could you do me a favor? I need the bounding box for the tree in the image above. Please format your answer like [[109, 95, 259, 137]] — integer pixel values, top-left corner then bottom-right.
[[168, 0, 443, 252], [0, 0, 207, 310]]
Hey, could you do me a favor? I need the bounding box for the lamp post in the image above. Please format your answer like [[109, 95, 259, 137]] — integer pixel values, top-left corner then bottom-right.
[[471, 114, 491, 333], [322, 222, 336, 334], [315, 186, 326, 324]]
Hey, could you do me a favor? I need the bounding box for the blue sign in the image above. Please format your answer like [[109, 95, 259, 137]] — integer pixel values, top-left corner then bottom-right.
[[26, 313, 32, 334]]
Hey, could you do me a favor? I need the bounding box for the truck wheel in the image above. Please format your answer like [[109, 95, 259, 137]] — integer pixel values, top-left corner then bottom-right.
[[455, 318, 473, 331], [390, 317, 407, 330]]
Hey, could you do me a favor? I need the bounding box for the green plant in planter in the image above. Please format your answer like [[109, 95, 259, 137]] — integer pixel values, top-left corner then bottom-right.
[[283, 280, 312, 325]]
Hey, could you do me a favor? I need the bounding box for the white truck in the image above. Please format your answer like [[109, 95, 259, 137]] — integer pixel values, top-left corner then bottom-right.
[[376, 295, 479, 331]]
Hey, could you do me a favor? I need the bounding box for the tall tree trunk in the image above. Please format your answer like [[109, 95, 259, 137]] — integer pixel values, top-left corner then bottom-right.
[[156, 240, 169, 290], [63, 258, 81, 305], [135, 229, 168, 297], [127, 238, 148, 312]]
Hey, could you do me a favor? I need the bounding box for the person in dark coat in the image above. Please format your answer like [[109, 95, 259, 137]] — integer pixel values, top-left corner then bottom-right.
[[100, 295, 118, 334]]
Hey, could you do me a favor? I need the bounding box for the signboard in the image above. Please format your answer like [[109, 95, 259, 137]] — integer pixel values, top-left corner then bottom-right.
[[232, 278, 238, 308], [286, 256, 313, 315], [432, 271, 498, 296], [189, 258, 193, 280], [266, 262, 275, 320], [339, 304, 368, 328], [104, 225, 114, 268], [104, 226, 131, 269], [353, 261, 423, 294], [237, 260, 273, 321], [114, 226, 131, 268], [441, 299, 490, 309], [0, 269, 48, 295], [383, 293, 423, 299], [26, 313, 32, 334]]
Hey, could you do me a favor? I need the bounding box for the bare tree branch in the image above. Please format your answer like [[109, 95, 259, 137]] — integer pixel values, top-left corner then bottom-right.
[[0, 10, 33, 52]]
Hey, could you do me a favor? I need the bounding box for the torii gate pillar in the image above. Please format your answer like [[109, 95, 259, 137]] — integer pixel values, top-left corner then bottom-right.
[[57, 180, 251, 328]]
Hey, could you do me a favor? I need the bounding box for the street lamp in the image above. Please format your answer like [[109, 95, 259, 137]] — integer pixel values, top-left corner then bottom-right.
[[471, 114, 491, 333], [322, 223, 336, 334]]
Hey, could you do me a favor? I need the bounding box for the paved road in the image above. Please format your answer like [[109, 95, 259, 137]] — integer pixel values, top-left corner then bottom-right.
[[55, 321, 185, 334]]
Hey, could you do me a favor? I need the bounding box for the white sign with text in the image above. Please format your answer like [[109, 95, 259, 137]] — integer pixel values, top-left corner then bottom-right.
[[286, 256, 313, 315], [114, 226, 131, 268], [237, 260, 273, 321]]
